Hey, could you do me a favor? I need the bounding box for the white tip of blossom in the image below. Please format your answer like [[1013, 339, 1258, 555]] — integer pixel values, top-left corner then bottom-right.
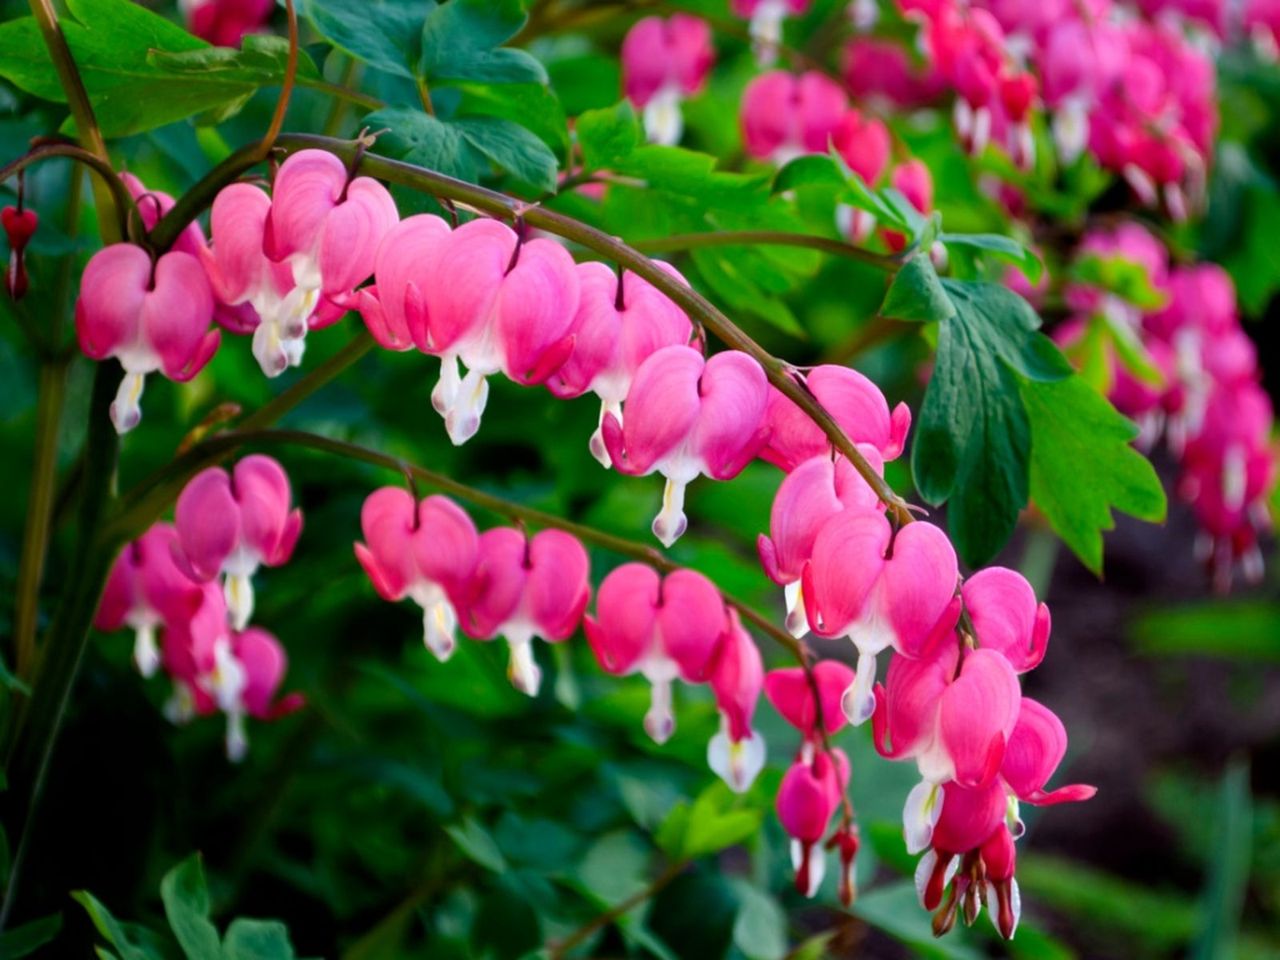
[[1052, 101, 1089, 166], [783, 580, 810, 638], [418, 592, 459, 663], [224, 572, 255, 632], [904, 779, 945, 854], [644, 676, 676, 744], [791, 838, 826, 898], [841, 650, 879, 726], [110, 371, 147, 434], [506, 637, 543, 697], [652, 477, 689, 548], [708, 726, 766, 794], [252, 321, 291, 378], [133, 622, 161, 679], [643, 86, 685, 146], [225, 709, 249, 763], [444, 367, 489, 446]]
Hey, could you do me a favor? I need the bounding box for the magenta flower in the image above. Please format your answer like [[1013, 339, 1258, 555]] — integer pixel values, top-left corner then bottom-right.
[[75, 242, 219, 433], [759, 365, 911, 471], [354, 214, 453, 352], [832, 110, 892, 241], [184, 0, 274, 48], [621, 14, 714, 144], [776, 747, 847, 897], [707, 610, 766, 793], [764, 660, 856, 746], [758, 452, 885, 636], [460, 528, 590, 697], [420, 219, 581, 445], [550, 261, 694, 467], [354, 488, 479, 661], [585, 564, 728, 743], [603, 346, 769, 546], [96, 523, 204, 677], [741, 70, 848, 164], [803, 512, 960, 725], [961, 567, 1051, 673], [173, 455, 304, 631]]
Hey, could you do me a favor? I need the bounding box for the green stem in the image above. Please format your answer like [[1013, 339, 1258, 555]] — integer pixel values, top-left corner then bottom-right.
[[27, 0, 121, 244], [299, 76, 383, 112], [11, 360, 69, 681], [632, 230, 902, 272], [549, 858, 687, 959]]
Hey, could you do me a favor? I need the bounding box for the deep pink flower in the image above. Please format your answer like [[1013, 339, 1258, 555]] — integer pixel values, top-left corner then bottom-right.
[[75, 243, 220, 433], [707, 610, 766, 792], [173, 455, 303, 630], [961, 567, 1050, 673], [622, 14, 714, 144], [185, 0, 274, 48], [776, 747, 848, 896], [3, 204, 37, 300], [354, 488, 479, 661], [421, 218, 581, 444], [353, 214, 453, 352], [883, 160, 935, 253], [757, 451, 884, 635], [760, 365, 911, 470], [803, 512, 960, 724], [603, 346, 769, 546], [841, 38, 946, 109], [550, 261, 694, 467], [741, 71, 848, 163], [585, 564, 729, 743], [97, 523, 204, 676], [764, 660, 856, 742], [460, 528, 590, 697]]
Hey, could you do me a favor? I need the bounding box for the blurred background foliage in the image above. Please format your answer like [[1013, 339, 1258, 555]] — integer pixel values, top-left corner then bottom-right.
[[0, 0, 1278, 958]]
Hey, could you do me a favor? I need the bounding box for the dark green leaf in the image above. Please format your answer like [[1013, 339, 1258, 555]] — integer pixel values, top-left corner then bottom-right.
[[940, 232, 1043, 283], [1021, 375, 1166, 574], [304, 0, 427, 78], [365, 107, 480, 183], [147, 35, 322, 84], [419, 0, 546, 85], [853, 882, 983, 959], [912, 280, 1072, 566], [454, 117, 558, 193], [881, 256, 955, 324], [455, 81, 569, 157], [730, 881, 787, 960], [1191, 759, 1252, 960], [0, 0, 257, 137], [444, 818, 507, 872], [0, 913, 63, 959], [159, 854, 222, 960], [223, 918, 298, 960]]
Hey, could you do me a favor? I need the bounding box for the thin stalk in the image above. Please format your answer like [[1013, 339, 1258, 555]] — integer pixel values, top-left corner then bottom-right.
[[0, 143, 140, 244], [27, 0, 121, 244], [251, 0, 299, 164], [632, 230, 902, 272], [299, 76, 383, 112], [549, 859, 686, 959], [11, 360, 69, 681]]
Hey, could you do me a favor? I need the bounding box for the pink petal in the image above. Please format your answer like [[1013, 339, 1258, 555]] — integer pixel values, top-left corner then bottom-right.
[[777, 759, 838, 842], [234, 626, 287, 718], [802, 511, 890, 637], [692, 350, 769, 480], [938, 649, 1021, 788], [423, 218, 512, 353], [525, 529, 591, 640], [410, 495, 480, 601], [610, 345, 704, 474], [881, 521, 960, 658], [232, 455, 297, 565], [75, 244, 150, 361], [1001, 697, 1096, 805], [708, 610, 763, 741], [657, 568, 728, 682], [315, 175, 399, 296], [145, 251, 217, 380], [764, 660, 855, 735], [586, 563, 661, 674], [962, 567, 1049, 673], [872, 645, 957, 759], [931, 779, 1006, 855], [496, 237, 580, 384], [460, 527, 528, 640], [264, 150, 346, 262], [174, 467, 240, 581]]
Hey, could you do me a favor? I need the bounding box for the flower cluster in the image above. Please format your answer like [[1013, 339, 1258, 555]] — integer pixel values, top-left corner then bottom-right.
[[1057, 224, 1276, 589], [95, 455, 304, 759]]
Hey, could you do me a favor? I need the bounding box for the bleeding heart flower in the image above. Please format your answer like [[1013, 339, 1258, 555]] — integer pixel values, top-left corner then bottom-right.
[[741, 70, 848, 163], [707, 610, 766, 793], [354, 214, 453, 352], [777, 747, 848, 896], [603, 345, 769, 546], [75, 243, 220, 434], [172, 455, 303, 630], [764, 659, 856, 744], [622, 14, 715, 144], [3, 204, 38, 299], [354, 488, 479, 661]]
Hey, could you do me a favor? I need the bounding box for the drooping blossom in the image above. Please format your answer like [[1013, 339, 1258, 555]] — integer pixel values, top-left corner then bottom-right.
[[549, 261, 694, 467], [832, 109, 893, 241], [96, 523, 204, 677], [354, 214, 453, 352], [604, 346, 769, 546], [621, 14, 715, 144], [706, 610, 766, 793], [765, 660, 856, 750], [75, 242, 220, 433], [420, 218, 581, 445], [777, 747, 849, 896], [3, 202, 38, 299], [741, 70, 849, 165], [182, 0, 274, 47], [354, 488, 479, 661], [172, 455, 303, 631], [585, 564, 729, 743], [803, 512, 960, 725], [757, 452, 884, 636], [459, 528, 590, 697]]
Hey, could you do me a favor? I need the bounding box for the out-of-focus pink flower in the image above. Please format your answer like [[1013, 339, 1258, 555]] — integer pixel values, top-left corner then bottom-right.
[[883, 160, 934, 253], [961, 567, 1050, 673], [75, 243, 220, 434], [603, 346, 769, 546], [550, 261, 694, 467], [622, 15, 714, 144], [803, 512, 960, 725], [707, 610, 766, 792], [97, 523, 203, 677], [421, 218, 581, 445], [354, 488, 479, 661], [841, 38, 946, 109], [173, 455, 303, 631], [741, 71, 849, 164], [777, 747, 848, 896], [184, 0, 274, 48], [460, 528, 590, 697], [760, 365, 911, 470], [585, 564, 729, 743], [732, 0, 813, 63], [757, 451, 884, 635]]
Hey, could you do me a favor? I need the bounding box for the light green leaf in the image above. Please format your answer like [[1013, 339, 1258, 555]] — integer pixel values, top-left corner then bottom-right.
[[1070, 252, 1168, 311], [1021, 375, 1166, 575], [445, 818, 507, 873], [940, 232, 1043, 283], [304, 0, 427, 78], [71, 891, 156, 960], [1130, 601, 1280, 661], [159, 854, 222, 960], [576, 101, 642, 172], [419, 0, 546, 85], [881, 256, 955, 324], [223, 918, 298, 960]]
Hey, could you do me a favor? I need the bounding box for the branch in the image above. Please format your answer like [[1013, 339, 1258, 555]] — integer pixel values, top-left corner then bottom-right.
[[0, 142, 140, 243]]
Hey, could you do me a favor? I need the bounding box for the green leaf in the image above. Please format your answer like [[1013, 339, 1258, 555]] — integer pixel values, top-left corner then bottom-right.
[[881, 256, 955, 324], [365, 107, 479, 183], [72, 891, 156, 960], [305, 0, 427, 78], [223, 918, 298, 960], [0, 0, 258, 137], [455, 81, 569, 157], [454, 117, 558, 193], [911, 280, 1072, 566], [419, 0, 546, 85], [729, 881, 787, 960], [148, 35, 322, 85], [690, 248, 806, 338], [1069, 252, 1168, 311], [1130, 601, 1280, 661], [576, 101, 642, 172], [0, 913, 63, 959], [159, 854, 222, 960], [1021, 375, 1166, 574], [444, 818, 507, 872], [853, 881, 983, 959], [658, 783, 762, 861], [1192, 759, 1252, 960], [940, 232, 1043, 283]]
